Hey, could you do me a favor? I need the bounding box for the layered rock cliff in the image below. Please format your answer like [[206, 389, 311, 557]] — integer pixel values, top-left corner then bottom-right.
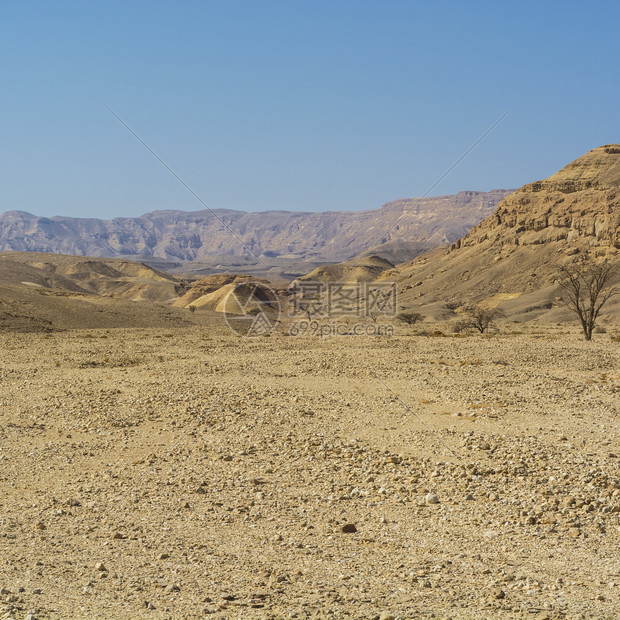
[[453, 145, 620, 251]]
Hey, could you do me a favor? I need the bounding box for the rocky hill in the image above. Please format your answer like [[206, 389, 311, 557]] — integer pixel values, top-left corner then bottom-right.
[[0, 190, 511, 264], [379, 145, 620, 320], [295, 255, 395, 284], [453, 144, 620, 251]]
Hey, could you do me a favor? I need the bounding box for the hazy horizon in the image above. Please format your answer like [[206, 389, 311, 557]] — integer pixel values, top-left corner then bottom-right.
[[2, 1, 619, 219]]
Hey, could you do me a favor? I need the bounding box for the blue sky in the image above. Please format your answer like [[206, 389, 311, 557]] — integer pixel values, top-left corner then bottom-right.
[[1, 1, 619, 218]]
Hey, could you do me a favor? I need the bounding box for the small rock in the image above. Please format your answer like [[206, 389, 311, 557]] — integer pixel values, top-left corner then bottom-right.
[[341, 523, 357, 533], [158, 553, 170, 560], [34, 521, 46, 530], [379, 613, 395, 620], [492, 588, 505, 599], [95, 562, 107, 572], [425, 493, 439, 505]]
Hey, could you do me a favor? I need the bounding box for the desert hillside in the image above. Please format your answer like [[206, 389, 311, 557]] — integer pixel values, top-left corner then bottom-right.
[[0, 190, 511, 263], [0, 252, 196, 331], [379, 145, 620, 321], [0, 252, 185, 301]]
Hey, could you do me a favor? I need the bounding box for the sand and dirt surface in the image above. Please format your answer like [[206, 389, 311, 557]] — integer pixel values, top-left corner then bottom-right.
[[0, 321, 619, 619]]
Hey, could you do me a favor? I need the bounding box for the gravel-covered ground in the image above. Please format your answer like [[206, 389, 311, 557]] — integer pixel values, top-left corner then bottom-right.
[[0, 324, 619, 619]]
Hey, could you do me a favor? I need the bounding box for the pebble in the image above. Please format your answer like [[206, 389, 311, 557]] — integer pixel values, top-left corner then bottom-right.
[[425, 493, 439, 505], [341, 524, 357, 533]]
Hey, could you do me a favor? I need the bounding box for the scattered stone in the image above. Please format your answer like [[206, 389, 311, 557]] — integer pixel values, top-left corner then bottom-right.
[[341, 524, 357, 533], [425, 493, 439, 505], [0, 327, 617, 618]]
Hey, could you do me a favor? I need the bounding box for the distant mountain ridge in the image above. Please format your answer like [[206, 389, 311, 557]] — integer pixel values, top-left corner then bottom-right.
[[0, 190, 512, 264]]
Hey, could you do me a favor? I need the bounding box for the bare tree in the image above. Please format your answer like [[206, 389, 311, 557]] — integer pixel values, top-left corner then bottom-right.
[[397, 312, 424, 326], [558, 262, 617, 340], [455, 305, 505, 334]]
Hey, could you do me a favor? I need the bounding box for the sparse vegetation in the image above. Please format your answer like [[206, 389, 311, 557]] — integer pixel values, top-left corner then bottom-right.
[[453, 305, 505, 334], [188, 304, 196, 313], [246, 307, 261, 316], [558, 262, 617, 341], [397, 312, 424, 326]]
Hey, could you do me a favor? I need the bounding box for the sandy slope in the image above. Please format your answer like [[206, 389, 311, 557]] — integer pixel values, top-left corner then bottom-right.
[[0, 323, 619, 619]]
